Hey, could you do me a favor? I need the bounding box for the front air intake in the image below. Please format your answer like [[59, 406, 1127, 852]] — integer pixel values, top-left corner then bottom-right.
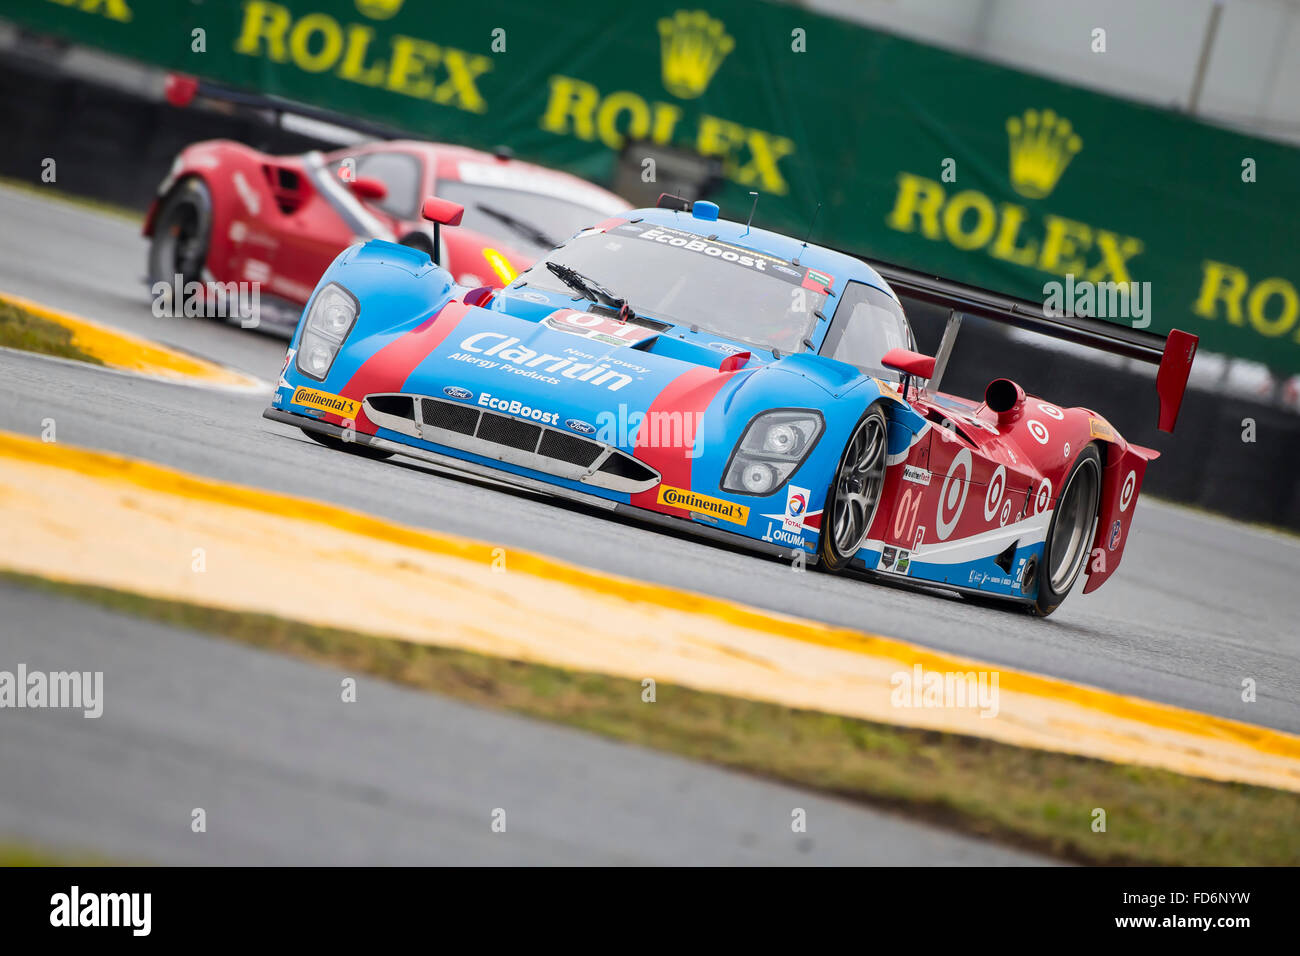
[[361, 392, 660, 494]]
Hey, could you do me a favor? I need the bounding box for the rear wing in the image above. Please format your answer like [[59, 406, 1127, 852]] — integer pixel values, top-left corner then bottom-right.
[[163, 72, 409, 142], [869, 261, 1198, 433]]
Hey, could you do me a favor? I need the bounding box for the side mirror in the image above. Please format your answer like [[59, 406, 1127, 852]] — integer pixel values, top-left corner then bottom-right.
[[881, 348, 936, 401], [349, 176, 388, 201], [421, 196, 464, 226], [419, 196, 465, 268], [881, 348, 935, 379]]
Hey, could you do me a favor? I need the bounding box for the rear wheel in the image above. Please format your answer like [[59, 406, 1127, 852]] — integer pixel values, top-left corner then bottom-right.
[[301, 428, 393, 461], [148, 178, 212, 290], [1034, 443, 1101, 616], [819, 405, 889, 571]]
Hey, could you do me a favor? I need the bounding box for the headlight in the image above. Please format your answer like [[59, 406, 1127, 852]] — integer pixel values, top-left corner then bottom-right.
[[295, 283, 358, 381], [721, 410, 823, 495]]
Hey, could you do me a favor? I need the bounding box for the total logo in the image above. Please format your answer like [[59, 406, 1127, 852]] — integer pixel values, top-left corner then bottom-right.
[[783, 485, 810, 533]]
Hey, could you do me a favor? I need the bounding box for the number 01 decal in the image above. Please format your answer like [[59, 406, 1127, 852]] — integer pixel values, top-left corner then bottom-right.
[[893, 487, 923, 542]]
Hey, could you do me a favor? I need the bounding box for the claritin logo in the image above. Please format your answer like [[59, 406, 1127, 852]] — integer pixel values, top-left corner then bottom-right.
[[1006, 108, 1081, 199], [452, 333, 635, 392], [658, 9, 734, 99]]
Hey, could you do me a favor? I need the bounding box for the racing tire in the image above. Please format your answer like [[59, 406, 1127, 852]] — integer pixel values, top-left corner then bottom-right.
[[819, 404, 889, 571], [301, 428, 394, 461], [148, 178, 213, 291], [1033, 443, 1102, 617]]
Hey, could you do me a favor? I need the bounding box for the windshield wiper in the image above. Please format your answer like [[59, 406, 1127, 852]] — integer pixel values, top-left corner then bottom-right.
[[476, 204, 561, 250], [544, 261, 639, 321]]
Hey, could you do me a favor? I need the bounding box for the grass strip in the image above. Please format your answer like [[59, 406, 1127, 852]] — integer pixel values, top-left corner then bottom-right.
[[0, 298, 102, 366]]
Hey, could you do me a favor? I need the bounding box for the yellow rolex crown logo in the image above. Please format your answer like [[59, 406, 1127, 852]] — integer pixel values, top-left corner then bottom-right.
[[1005, 108, 1082, 199], [658, 9, 735, 100], [355, 0, 404, 20]]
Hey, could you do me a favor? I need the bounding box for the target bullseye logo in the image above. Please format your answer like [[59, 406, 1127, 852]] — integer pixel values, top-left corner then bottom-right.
[[1000, 498, 1012, 526], [1026, 419, 1050, 445], [1035, 478, 1053, 514], [1120, 470, 1137, 512], [936, 448, 972, 541], [1037, 402, 1064, 421], [984, 464, 1006, 521]]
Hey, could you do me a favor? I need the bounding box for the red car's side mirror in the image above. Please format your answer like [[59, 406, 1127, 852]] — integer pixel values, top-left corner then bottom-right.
[[421, 196, 464, 226], [418, 196, 465, 269], [881, 348, 936, 380], [881, 348, 936, 401], [349, 176, 388, 201]]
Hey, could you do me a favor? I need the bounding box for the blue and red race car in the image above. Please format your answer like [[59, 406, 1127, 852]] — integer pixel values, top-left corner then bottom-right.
[[264, 194, 1197, 616]]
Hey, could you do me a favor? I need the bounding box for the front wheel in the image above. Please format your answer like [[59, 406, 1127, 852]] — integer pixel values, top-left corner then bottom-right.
[[1034, 443, 1102, 616], [148, 178, 212, 289], [819, 405, 889, 571]]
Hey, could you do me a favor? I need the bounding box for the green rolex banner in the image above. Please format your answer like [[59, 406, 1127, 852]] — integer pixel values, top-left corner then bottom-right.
[[6, 0, 1300, 374]]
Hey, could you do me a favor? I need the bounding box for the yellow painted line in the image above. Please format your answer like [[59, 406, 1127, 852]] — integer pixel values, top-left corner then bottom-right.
[[0, 290, 259, 389], [1, 427, 1298, 791]]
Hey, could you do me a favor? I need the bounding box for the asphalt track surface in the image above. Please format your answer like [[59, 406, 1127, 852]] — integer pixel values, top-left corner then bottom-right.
[[1, 185, 1296, 863]]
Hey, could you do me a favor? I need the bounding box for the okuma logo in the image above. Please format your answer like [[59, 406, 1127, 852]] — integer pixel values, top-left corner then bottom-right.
[[1006, 108, 1082, 199], [355, 0, 404, 20], [658, 9, 734, 99]]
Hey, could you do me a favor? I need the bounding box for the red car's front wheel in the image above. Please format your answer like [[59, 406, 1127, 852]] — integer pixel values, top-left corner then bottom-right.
[[148, 178, 212, 290]]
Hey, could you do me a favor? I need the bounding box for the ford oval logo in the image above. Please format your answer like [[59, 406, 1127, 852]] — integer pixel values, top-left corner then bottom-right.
[[565, 418, 596, 434], [443, 386, 473, 401]]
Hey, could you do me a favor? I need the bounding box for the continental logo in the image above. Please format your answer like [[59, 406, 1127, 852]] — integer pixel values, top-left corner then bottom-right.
[[234, 1, 491, 113], [657, 485, 749, 525], [658, 10, 734, 99], [1006, 109, 1081, 199], [293, 386, 361, 419], [1088, 417, 1117, 442]]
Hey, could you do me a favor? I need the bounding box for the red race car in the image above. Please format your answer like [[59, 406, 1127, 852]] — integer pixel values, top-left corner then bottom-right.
[[144, 137, 630, 331]]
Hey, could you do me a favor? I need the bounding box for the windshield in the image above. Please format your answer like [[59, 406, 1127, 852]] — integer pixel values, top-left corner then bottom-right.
[[516, 222, 827, 354], [436, 181, 619, 257], [822, 281, 915, 381]]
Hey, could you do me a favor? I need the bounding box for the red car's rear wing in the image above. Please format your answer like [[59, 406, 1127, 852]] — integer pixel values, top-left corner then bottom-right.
[[870, 262, 1198, 433]]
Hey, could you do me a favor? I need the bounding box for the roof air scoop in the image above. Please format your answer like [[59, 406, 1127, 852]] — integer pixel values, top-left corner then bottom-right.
[[985, 378, 1026, 425]]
